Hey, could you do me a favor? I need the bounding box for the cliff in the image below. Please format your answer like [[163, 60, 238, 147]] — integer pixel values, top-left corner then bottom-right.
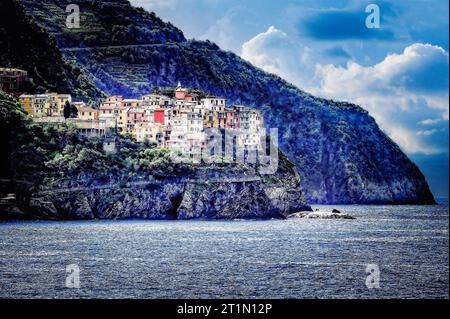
[[3, 0, 436, 204], [19, 159, 311, 220]]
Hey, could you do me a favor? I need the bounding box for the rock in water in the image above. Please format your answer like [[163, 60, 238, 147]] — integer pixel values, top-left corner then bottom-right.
[[288, 211, 355, 220]]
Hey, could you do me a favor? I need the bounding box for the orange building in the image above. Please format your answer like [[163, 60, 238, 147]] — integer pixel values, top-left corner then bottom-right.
[[175, 82, 188, 100], [19, 94, 34, 115]]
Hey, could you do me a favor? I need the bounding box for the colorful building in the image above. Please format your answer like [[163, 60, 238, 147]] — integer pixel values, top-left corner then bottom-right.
[[19, 93, 72, 118], [18, 94, 34, 115], [78, 107, 99, 121], [154, 109, 166, 125], [117, 107, 130, 133], [122, 99, 141, 108], [101, 96, 123, 108], [135, 122, 164, 146], [141, 94, 171, 108], [19, 85, 266, 162], [175, 82, 188, 100]]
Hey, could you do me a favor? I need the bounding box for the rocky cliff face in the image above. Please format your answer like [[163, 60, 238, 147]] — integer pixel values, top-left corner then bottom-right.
[[17, 158, 311, 220], [10, 0, 437, 205]]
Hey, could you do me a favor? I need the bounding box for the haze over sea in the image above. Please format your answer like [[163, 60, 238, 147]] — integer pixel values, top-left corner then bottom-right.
[[0, 204, 448, 299]]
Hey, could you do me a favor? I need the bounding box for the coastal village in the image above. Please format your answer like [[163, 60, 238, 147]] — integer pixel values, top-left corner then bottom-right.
[[1, 67, 265, 160]]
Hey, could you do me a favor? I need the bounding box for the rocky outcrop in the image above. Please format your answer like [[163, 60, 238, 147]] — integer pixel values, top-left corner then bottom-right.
[[16, 158, 311, 220], [288, 210, 355, 220]]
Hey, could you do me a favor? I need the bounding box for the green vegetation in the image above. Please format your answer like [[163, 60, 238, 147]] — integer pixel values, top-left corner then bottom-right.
[[0, 91, 192, 194], [0, 0, 104, 102], [19, 0, 185, 48]]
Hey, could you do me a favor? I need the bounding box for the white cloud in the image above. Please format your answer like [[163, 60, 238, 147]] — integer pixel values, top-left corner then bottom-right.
[[417, 129, 438, 136], [420, 118, 443, 126], [311, 43, 449, 154], [389, 126, 441, 154], [241, 26, 317, 88], [242, 30, 449, 155], [129, 0, 179, 11]]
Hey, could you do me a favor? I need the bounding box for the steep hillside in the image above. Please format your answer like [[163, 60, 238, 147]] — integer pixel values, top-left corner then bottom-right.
[[0, 0, 104, 101], [15, 0, 435, 204], [20, 0, 186, 48]]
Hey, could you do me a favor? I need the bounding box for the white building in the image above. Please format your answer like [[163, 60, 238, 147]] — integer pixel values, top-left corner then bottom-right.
[[141, 94, 171, 108], [201, 97, 226, 111], [135, 122, 164, 146]]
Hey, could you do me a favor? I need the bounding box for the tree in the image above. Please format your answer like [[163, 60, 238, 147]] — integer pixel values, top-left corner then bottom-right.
[[63, 101, 71, 119], [71, 104, 78, 118]]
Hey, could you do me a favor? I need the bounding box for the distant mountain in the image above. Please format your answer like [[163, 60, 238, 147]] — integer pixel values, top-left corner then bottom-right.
[[8, 0, 435, 204]]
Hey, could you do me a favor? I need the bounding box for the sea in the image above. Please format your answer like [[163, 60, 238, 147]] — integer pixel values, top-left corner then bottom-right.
[[0, 204, 448, 299]]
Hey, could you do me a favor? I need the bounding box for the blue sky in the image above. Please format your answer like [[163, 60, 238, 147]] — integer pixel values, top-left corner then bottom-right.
[[130, 0, 449, 198]]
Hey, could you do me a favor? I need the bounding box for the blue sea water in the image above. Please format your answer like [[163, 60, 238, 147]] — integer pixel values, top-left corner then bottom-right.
[[0, 204, 448, 299]]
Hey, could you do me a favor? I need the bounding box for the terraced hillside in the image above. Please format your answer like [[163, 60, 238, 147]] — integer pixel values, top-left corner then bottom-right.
[[20, 0, 185, 48], [13, 0, 436, 204]]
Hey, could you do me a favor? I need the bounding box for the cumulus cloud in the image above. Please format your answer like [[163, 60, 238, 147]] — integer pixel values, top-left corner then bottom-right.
[[242, 28, 449, 155], [241, 26, 318, 88], [312, 43, 449, 154]]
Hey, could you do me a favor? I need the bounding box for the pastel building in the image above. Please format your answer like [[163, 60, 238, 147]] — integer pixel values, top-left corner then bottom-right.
[[20, 93, 72, 118], [175, 82, 188, 100], [122, 99, 141, 108], [18, 94, 34, 115], [135, 122, 164, 146], [18, 85, 266, 161], [127, 108, 147, 134], [233, 106, 264, 150], [68, 119, 108, 138], [141, 94, 171, 108], [201, 97, 226, 111], [72, 101, 86, 109], [101, 96, 123, 108], [166, 109, 189, 150], [99, 105, 116, 115], [117, 107, 130, 132], [78, 107, 99, 121]]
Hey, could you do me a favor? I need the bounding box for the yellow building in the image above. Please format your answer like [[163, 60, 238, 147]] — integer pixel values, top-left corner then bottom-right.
[[117, 107, 130, 132], [19, 94, 34, 115], [55, 94, 72, 115], [20, 93, 72, 118], [78, 107, 99, 121], [121, 99, 141, 108]]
